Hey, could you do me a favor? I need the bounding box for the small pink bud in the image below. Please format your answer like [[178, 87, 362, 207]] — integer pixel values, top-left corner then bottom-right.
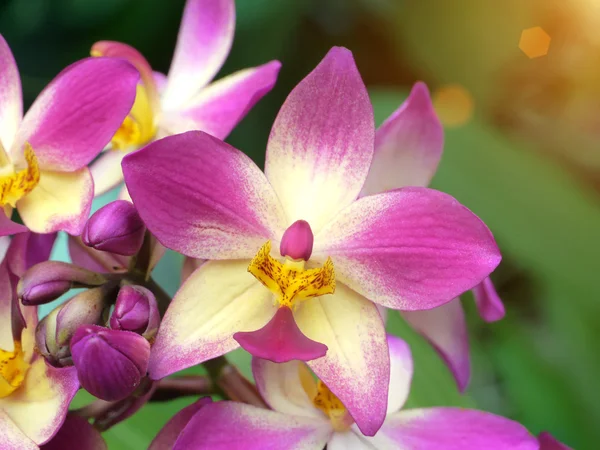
[[19, 261, 107, 305], [110, 285, 160, 339], [279, 220, 314, 261], [82, 200, 146, 256], [71, 325, 150, 401], [36, 287, 111, 367]]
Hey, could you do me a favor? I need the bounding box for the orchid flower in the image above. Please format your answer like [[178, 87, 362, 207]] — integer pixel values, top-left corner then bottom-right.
[[123, 46, 500, 435], [0, 233, 79, 448], [155, 335, 538, 450], [89, 0, 281, 198], [364, 81, 506, 391], [0, 35, 138, 236]]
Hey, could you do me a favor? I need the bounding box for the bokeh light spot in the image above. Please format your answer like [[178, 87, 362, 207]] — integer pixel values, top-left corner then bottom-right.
[[432, 84, 474, 128], [519, 27, 551, 58]]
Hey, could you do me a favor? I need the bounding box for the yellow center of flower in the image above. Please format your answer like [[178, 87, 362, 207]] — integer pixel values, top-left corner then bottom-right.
[[0, 341, 29, 398], [313, 380, 352, 431], [0, 143, 40, 208], [248, 241, 335, 309], [111, 83, 156, 151]]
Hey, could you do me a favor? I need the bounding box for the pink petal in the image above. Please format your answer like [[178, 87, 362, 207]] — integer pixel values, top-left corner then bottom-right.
[[162, 0, 235, 109], [0, 411, 38, 450], [89, 151, 125, 197], [0, 211, 28, 237], [0, 256, 14, 351], [234, 306, 328, 363], [386, 334, 413, 414], [17, 168, 94, 235], [41, 414, 107, 450], [0, 232, 54, 350], [402, 299, 470, 392], [0, 34, 22, 151], [252, 359, 323, 419], [91, 40, 158, 110], [14, 57, 138, 172], [68, 235, 130, 273], [538, 432, 572, 450], [472, 277, 505, 322], [2, 360, 80, 445], [123, 131, 286, 260], [160, 61, 281, 140], [295, 283, 389, 437], [7, 231, 57, 277], [153, 71, 168, 93], [148, 260, 276, 380], [172, 401, 331, 450], [265, 47, 374, 233], [361, 82, 443, 196], [149, 397, 213, 450], [313, 187, 501, 311], [380, 407, 539, 450]]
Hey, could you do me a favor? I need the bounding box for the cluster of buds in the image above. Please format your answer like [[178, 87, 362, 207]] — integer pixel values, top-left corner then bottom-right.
[[21, 201, 161, 403]]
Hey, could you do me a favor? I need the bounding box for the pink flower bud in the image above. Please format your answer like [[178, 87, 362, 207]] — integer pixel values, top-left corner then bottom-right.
[[110, 285, 160, 339], [82, 200, 146, 256], [18, 261, 106, 305], [71, 325, 150, 401], [36, 287, 111, 367], [279, 220, 314, 261]]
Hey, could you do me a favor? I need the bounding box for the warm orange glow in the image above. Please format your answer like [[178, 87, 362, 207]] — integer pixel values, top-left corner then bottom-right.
[[432, 84, 474, 128], [519, 27, 551, 58]]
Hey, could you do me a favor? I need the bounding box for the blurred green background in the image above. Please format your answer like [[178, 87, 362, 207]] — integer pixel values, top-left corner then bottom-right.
[[3, 0, 599, 448]]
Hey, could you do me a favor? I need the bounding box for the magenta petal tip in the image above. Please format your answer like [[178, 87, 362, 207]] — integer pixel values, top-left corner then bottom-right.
[[234, 307, 327, 363]]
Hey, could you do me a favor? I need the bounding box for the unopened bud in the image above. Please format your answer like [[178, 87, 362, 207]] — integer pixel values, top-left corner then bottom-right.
[[82, 200, 146, 256], [280, 220, 314, 261], [110, 285, 160, 339], [71, 325, 151, 401], [36, 287, 111, 366], [19, 261, 106, 305]]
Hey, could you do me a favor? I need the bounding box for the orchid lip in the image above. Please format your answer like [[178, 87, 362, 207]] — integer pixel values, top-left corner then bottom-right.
[[233, 306, 327, 363]]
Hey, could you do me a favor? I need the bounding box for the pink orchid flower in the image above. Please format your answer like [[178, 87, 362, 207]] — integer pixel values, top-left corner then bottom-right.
[[0, 35, 138, 236], [123, 46, 500, 436], [0, 233, 80, 448], [156, 335, 538, 450], [367, 82, 505, 391], [90, 0, 281, 198]]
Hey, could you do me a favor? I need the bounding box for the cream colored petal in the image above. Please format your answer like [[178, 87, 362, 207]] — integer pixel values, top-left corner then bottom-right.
[[2, 357, 79, 445], [17, 168, 93, 235], [294, 284, 389, 437], [149, 260, 277, 380]]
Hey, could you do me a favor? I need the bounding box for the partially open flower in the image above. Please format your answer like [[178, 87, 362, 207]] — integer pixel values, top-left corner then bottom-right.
[[82, 200, 146, 256], [18, 261, 106, 305], [110, 285, 160, 339], [70, 325, 150, 401]]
